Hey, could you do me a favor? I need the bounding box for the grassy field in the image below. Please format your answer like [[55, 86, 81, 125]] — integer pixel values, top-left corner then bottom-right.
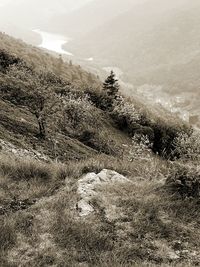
[[0, 152, 200, 267]]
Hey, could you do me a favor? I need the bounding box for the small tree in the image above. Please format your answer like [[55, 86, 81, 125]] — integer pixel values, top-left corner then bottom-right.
[[7, 63, 63, 139], [103, 70, 119, 97]]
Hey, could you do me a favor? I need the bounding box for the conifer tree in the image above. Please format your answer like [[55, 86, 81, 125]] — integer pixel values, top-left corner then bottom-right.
[[103, 70, 119, 97]]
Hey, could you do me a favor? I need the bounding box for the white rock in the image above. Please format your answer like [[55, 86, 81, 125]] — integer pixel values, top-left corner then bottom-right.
[[77, 199, 94, 217], [76, 169, 129, 217], [168, 251, 180, 260], [98, 169, 129, 183]]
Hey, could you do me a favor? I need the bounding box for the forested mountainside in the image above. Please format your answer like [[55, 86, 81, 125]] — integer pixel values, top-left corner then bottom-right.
[[0, 33, 200, 267], [64, 0, 200, 123]]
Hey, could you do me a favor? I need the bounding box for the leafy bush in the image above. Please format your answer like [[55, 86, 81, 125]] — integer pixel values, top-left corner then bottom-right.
[[166, 163, 200, 198], [62, 94, 98, 131], [128, 134, 153, 161], [171, 131, 200, 161], [84, 86, 116, 111], [0, 49, 21, 72], [78, 129, 118, 155], [110, 97, 188, 158], [111, 98, 141, 132], [151, 120, 180, 157]]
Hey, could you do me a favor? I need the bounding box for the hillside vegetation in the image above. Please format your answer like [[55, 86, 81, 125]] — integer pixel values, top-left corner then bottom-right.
[[0, 33, 200, 267]]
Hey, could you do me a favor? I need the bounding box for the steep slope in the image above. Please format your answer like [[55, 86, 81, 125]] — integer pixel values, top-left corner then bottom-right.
[[0, 32, 101, 88], [0, 32, 190, 159], [0, 32, 134, 162], [1, 33, 200, 267]]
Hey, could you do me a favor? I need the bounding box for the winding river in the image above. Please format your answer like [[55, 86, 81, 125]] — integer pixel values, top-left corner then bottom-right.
[[32, 29, 73, 56]]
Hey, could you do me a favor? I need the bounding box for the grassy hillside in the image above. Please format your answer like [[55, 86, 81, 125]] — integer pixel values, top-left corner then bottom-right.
[[0, 33, 200, 266], [0, 32, 101, 88]]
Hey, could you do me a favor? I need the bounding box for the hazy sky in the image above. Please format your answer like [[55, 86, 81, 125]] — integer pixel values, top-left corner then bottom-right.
[[0, 0, 12, 6], [0, 0, 93, 8], [0, 0, 94, 27]]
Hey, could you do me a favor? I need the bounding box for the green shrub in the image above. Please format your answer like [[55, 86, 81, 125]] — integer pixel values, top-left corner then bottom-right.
[[110, 97, 188, 158], [128, 134, 152, 161], [171, 131, 200, 161], [62, 94, 98, 130], [151, 121, 180, 158], [111, 98, 141, 132], [78, 129, 118, 155], [166, 163, 200, 198], [85, 87, 116, 111], [0, 50, 21, 73]]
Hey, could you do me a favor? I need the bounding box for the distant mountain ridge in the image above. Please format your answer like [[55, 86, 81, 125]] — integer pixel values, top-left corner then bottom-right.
[[45, 0, 148, 37]]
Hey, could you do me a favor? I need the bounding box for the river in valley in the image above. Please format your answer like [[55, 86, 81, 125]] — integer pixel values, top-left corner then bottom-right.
[[32, 29, 73, 56]]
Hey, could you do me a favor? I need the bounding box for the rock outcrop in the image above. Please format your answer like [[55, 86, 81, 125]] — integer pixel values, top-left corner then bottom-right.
[[77, 169, 130, 217]]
